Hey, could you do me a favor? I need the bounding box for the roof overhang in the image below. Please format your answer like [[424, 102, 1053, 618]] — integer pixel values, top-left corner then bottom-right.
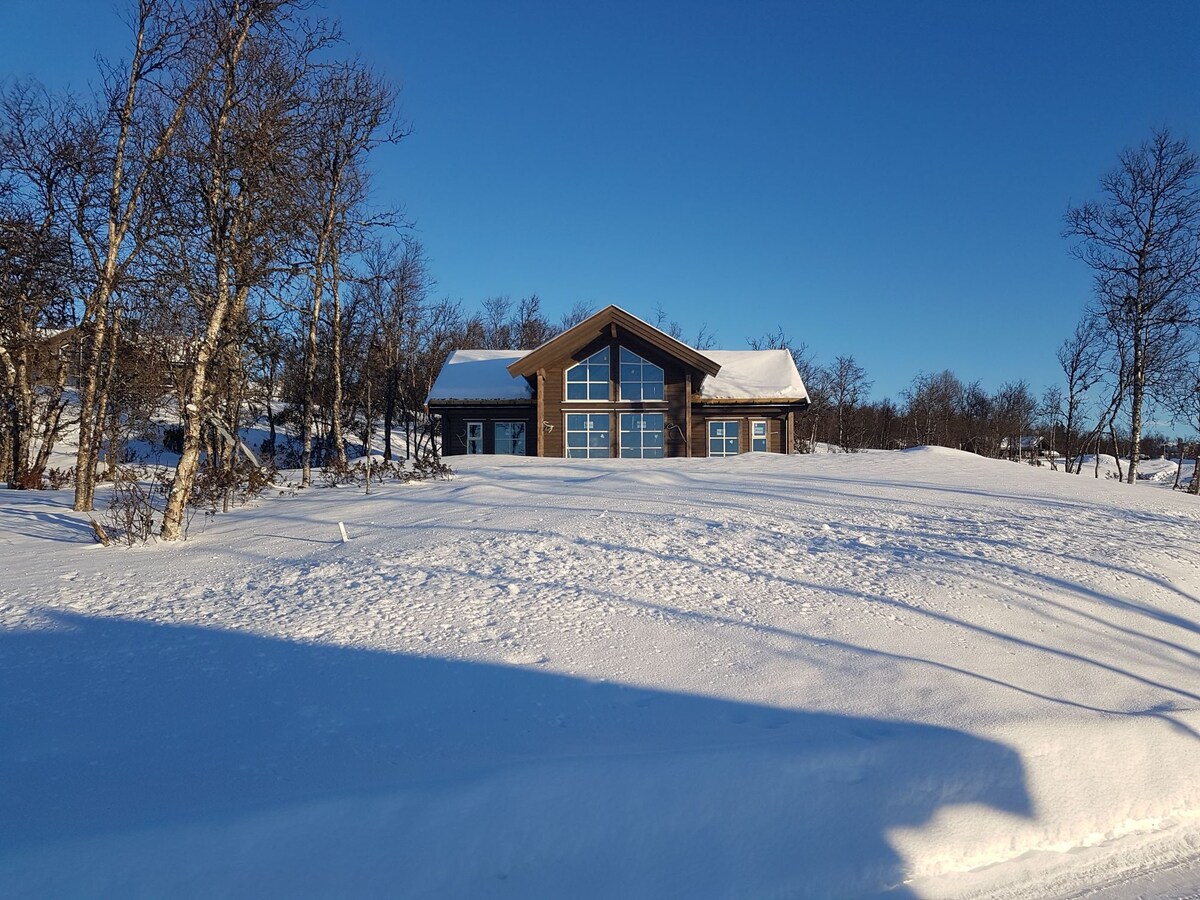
[[506, 305, 722, 379], [693, 397, 810, 407], [426, 399, 535, 408]]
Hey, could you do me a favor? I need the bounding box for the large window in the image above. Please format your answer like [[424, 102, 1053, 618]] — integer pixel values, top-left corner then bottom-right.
[[619, 347, 664, 401], [566, 412, 611, 458], [751, 420, 768, 452], [620, 413, 664, 459], [566, 347, 610, 401], [466, 421, 483, 454], [494, 422, 526, 455], [708, 420, 740, 457]]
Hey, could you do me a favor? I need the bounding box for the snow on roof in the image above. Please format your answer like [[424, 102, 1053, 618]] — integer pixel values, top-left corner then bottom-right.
[[429, 346, 807, 403], [699, 350, 808, 401], [427, 350, 532, 402]]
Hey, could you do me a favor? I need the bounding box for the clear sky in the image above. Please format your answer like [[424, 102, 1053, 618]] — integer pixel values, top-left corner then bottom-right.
[[3, 0, 1199, 400]]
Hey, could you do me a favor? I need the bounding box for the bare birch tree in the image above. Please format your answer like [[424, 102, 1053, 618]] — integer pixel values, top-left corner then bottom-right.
[[1065, 129, 1200, 483], [160, 0, 328, 540], [0, 82, 79, 487], [1056, 318, 1104, 472], [60, 0, 230, 511], [297, 62, 398, 484]]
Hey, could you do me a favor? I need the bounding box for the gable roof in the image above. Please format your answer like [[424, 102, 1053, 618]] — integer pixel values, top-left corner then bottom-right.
[[425, 308, 810, 405], [698, 350, 808, 401], [507, 305, 722, 379], [427, 350, 533, 402]]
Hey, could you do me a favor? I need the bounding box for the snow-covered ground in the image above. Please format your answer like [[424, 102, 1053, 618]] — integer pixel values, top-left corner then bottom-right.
[[1, 449, 1198, 898]]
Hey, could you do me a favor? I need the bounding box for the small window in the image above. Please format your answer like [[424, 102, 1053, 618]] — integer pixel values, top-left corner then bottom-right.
[[466, 421, 484, 454], [751, 420, 768, 452], [565, 412, 610, 458], [619, 347, 665, 401], [565, 347, 610, 401], [620, 413, 665, 459], [494, 422, 526, 455], [708, 420, 740, 457]]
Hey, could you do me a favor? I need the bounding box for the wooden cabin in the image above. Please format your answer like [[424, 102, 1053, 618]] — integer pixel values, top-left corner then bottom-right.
[[427, 306, 809, 459]]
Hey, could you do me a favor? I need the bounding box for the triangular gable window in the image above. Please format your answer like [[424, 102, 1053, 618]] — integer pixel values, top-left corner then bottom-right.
[[566, 346, 610, 401], [619, 347, 664, 401]]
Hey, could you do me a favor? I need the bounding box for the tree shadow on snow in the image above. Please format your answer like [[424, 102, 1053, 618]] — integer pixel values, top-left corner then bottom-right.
[[0, 489, 96, 545], [0, 612, 1031, 898]]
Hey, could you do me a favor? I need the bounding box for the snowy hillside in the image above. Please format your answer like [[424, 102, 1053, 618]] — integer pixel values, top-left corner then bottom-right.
[[1, 450, 1199, 898]]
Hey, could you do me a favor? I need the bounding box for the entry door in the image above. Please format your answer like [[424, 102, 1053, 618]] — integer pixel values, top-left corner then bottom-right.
[[751, 420, 768, 452]]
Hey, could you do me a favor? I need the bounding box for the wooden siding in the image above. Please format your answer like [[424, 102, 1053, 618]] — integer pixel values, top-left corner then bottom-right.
[[690, 406, 796, 456], [437, 405, 537, 456], [510, 304, 720, 379], [537, 329, 692, 457]]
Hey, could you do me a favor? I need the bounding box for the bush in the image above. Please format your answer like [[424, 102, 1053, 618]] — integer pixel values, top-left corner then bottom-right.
[[319, 458, 364, 487], [315, 453, 453, 490], [46, 466, 75, 490], [189, 460, 276, 517], [12, 470, 43, 490], [409, 453, 454, 482], [104, 466, 159, 546]]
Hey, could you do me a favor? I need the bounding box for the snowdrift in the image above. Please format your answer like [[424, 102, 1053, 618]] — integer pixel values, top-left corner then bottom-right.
[[1, 450, 1198, 897]]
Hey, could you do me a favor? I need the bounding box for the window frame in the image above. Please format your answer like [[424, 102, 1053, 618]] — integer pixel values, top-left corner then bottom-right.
[[466, 421, 484, 454], [564, 411, 612, 458], [564, 346, 611, 402], [751, 419, 768, 453], [618, 347, 665, 402], [619, 412, 665, 459], [707, 420, 741, 457], [494, 421, 527, 455]]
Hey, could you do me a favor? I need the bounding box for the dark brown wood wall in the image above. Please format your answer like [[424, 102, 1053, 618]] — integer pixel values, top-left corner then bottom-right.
[[437, 406, 537, 456]]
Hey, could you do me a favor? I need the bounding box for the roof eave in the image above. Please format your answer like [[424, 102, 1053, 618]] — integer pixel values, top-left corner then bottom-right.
[[694, 397, 811, 406], [507, 305, 721, 378], [426, 398, 535, 406]]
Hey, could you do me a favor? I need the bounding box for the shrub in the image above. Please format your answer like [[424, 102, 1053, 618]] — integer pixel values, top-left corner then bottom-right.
[[104, 466, 159, 546], [45, 467, 75, 490], [409, 453, 454, 482]]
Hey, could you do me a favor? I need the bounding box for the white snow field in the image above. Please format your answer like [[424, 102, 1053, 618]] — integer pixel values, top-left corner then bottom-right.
[[1, 448, 1199, 899]]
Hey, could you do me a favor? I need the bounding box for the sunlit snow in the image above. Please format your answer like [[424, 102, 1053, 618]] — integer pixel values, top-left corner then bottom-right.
[[1, 449, 1198, 897]]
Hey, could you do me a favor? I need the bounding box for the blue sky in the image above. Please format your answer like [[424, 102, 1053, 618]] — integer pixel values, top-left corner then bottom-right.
[[4, 1, 1200, 400]]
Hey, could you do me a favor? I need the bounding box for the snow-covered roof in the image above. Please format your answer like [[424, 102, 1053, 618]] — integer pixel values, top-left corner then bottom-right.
[[427, 350, 533, 402], [698, 350, 808, 401], [428, 347, 807, 404]]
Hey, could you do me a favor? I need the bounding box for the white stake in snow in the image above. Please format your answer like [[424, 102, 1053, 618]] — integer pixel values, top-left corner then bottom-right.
[[338, 521, 349, 543]]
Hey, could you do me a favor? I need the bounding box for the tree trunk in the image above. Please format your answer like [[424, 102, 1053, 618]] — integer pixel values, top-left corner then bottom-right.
[[74, 323, 102, 505], [1125, 299, 1147, 484], [89, 309, 120, 486], [328, 244, 347, 466], [0, 343, 31, 488], [1110, 422, 1124, 481], [382, 365, 395, 461], [161, 268, 233, 540], [300, 262, 324, 486]]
